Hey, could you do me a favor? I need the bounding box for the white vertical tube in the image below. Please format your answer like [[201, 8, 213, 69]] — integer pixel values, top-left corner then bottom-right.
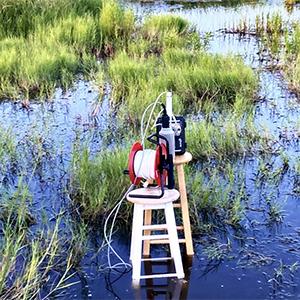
[[166, 91, 173, 118]]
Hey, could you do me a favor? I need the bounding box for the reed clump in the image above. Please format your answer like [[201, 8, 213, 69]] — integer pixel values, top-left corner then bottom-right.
[[231, 13, 300, 93], [0, 0, 101, 38], [0, 181, 82, 299], [70, 146, 131, 222], [99, 0, 135, 52], [186, 164, 247, 230], [0, 37, 96, 99], [0, 0, 136, 100], [0, 127, 16, 169], [103, 45, 257, 125], [186, 113, 260, 160], [284, 23, 300, 93]]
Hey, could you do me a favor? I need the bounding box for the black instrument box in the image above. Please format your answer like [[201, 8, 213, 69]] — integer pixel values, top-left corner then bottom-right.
[[156, 116, 187, 155]]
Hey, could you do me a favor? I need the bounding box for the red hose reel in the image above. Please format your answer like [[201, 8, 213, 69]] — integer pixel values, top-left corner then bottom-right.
[[128, 142, 168, 186]]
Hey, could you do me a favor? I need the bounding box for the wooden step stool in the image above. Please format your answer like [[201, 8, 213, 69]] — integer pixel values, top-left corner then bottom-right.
[[127, 188, 185, 286], [143, 152, 194, 256]]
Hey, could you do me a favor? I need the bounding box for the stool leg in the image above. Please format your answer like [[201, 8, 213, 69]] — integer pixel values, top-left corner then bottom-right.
[[130, 203, 139, 261], [165, 202, 184, 279], [143, 209, 152, 256], [131, 204, 144, 286], [177, 164, 194, 256]]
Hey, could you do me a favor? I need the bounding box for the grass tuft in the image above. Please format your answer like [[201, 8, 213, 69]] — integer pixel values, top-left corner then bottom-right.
[[70, 146, 131, 222], [99, 1, 135, 48]]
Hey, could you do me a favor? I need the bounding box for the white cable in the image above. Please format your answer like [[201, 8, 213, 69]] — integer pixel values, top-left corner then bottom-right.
[[134, 149, 156, 180], [103, 91, 168, 271], [103, 184, 134, 270], [141, 91, 168, 146], [152, 109, 164, 129]]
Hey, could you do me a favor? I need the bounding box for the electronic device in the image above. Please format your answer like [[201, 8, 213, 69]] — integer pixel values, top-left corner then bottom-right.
[[156, 115, 186, 155]]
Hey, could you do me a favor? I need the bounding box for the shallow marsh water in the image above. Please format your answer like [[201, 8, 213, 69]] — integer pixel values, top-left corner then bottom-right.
[[0, 0, 300, 299]]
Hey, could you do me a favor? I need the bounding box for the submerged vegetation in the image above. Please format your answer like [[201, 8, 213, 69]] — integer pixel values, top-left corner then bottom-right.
[[0, 132, 87, 299], [227, 13, 300, 94], [1, 0, 300, 298]]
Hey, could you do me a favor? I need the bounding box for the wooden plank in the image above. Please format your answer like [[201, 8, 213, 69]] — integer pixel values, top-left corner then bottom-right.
[[142, 225, 184, 231], [140, 273, 179, 279], [143, 224, 167, 230], [143, 209, 152, 256], [141, 257, 172, 262], [174, 152, 192, 165], [149, 238, 186, 244], [176, 163, 194, 255], [142, 234, 169, 241]]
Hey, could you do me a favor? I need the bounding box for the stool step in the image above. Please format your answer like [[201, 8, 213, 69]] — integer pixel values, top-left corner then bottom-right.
[[142, 224, 168, 230], [141, 284, 169, 288], [141, 257, 172, 262], [141, 285, 169, 290], [142, 234, 169, 241], [150, 238, 186, 244], [173, 203, 181, 208], [143, 225, 184, 231], [140, 273, 180, 280]]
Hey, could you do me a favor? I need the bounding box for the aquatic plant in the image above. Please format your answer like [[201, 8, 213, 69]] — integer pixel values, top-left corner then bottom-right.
[[203, 239, 232, 260], [186, 162, 247, 231], [0, 127, 16, 168], [0, 37, 97, 99], [0, 180, 82, 299], [99, 0, 135, 53], [229, 13, 300, 93], [186, 112, 262, 160], [142, 15, 189, 36], [0, 0, 137, 100], [284, 23, 300, 93], [70, 146, 131, 221], [103, 47, 257, 124], [0, 0, 101, 38]]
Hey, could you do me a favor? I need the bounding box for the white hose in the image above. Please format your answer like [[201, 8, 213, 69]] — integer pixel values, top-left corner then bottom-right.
[[134, 149, 156, 180]]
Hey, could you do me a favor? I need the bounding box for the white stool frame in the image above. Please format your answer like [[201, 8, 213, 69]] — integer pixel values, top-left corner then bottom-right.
[[129, 197, 184, 285]]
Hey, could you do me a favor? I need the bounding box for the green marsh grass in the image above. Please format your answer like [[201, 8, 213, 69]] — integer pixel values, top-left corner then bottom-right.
[[0, 180, 81, 299], [0, 0, 101, 38], [232, 13, 300, 93], [0, 2, 258, 102], [102, 47, 257, 124], [99, 0, 135, 51], [186, 163, 247, 231], [0, 127, 16, 167], [0, 0, 135, 99], [0, 128, 90, 299], [71, 146, 131, 222], [284, 23, 300, 93], [186, 114, 260, 160], [0, 37, 97, 99]]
